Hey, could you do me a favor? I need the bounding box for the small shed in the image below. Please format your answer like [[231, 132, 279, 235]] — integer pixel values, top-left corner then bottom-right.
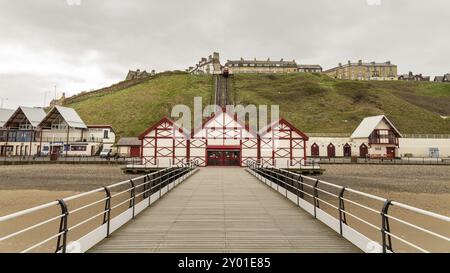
[[116, 137, 141, 157]]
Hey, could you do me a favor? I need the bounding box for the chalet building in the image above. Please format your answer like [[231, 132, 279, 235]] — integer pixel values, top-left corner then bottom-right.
[[350, 115, 402, 158], [0, 106, 115, 156], [139, 111, 308, 168], [298, 65, 323, 73], [189, 52, 222, 75], [125, 69, 155, 81], [398, 72, 430, 81], [38, 106, 115, 156], [308, 115, 402, 159], [433, 73, 450, 83], [225, 58, 298, 74], [324, 60, 398, 81], [116, 137, 141, 157], [1, 106, 46, 156]]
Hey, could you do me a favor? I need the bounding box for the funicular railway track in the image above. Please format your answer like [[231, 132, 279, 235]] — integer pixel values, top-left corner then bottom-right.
[[214, 74, 231, 107]]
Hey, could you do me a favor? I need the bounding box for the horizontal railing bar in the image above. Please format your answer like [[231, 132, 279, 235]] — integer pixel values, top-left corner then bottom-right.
[[341, 197, 381, 215], [315, 198, 339, 210], [384, 231, 429, 253], [391, 201, 450, 222], [0, 214, 63, 242], [385, 214, 450, 241], [342, 210, 381, 232], [69, 197, 109, 215], [110, 197, 134, 211], [21, 231, 65, 253], [68, 210, 108, 232], [0, 201, 59, 222]]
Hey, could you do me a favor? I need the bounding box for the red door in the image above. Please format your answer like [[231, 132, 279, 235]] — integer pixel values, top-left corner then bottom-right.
[[311, 143, 320, 157], [386, 147, 396, 159], [359, 144, 368, 158], [130, 146, 140, 157], [327, 143, 335, 158], [207, 150, 240, 166]]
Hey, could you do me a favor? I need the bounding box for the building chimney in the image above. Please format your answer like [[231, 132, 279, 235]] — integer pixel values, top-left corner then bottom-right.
[[267, 58, 270, 61], [280, 58, 284, 62], [339, 63, 342, 67], [358, 60, 362, 65]]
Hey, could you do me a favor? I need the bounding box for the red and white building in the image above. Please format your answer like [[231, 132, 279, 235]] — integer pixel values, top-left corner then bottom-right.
[[139, 111, 309, 168]]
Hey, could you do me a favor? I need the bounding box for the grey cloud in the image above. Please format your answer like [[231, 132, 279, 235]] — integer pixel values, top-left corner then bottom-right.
[[0, 0, 449, 109]]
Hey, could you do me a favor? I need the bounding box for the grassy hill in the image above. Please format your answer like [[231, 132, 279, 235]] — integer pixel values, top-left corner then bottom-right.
[[66, 72, 450, 137]]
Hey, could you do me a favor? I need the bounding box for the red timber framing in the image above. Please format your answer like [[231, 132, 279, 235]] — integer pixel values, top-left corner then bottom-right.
[[138, 112, 309, 169], [139, 117, 189, 167], [259, 118, 309, 168]]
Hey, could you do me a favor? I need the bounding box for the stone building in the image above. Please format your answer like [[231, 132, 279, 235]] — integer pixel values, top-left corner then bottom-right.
[[189, 52, 222, 75], [434, 73, 450, 83], [398, 72, 430, 81], [125, 69, 155, 81], [323, 60, 398, 81], [224, 58, 298, 74], [49, 92, 66, 107], [298, 64, 322, 73]]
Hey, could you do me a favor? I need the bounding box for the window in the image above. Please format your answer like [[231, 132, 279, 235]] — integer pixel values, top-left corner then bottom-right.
[[103, 130, 109, 139], [71, 145, 87, 151]]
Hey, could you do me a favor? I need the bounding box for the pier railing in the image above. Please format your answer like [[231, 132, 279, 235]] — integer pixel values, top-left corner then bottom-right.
[[0, 161, 198, 253], [246, 160, 450, 253]]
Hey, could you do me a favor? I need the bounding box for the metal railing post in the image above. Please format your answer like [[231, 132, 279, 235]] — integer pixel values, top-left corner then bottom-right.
[[55, 199, 69, 253], [313, 180, 320, 218], [148, 174, 153, 207], [142, 175, 148, 199], [381, 200, 393, 253], [103, 187, 112, 237], [338, 187, 347, 236], [129, 179, 136, 219]]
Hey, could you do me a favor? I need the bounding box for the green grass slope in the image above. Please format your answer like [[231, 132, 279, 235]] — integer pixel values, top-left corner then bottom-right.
[[66, 72, 450, 137], [67, 73, 213, 137], [233, 73, 450, 134]]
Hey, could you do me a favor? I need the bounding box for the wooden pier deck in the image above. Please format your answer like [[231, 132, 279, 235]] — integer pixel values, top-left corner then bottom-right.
[[90, 167, 359, 253]]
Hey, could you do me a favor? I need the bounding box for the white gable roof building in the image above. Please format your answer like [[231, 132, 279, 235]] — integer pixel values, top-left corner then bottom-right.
[[351, 115, 402, 139]]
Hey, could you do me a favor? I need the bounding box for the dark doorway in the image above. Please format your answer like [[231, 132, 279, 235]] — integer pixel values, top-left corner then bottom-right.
[[327, 143, 335, 158], [343, 144, 352, 157], [311, 143, 320, 157], [207, 150, 240, 166], [359, 144, 368, 158], [386, 147, 396, 158]]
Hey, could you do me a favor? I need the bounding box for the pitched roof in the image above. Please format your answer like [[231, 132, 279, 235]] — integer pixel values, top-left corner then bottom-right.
[[434, 76, 444, 82], [351, 115, 402, 138], [116, 137, 141, 146], [259, 118, 309, 140], [39, 106, 87, 129], [4, 106, 46, 128], [0, 108, 14, 128]]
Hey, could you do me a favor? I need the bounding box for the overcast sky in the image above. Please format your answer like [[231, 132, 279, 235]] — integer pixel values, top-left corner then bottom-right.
[[0, 0, 449, 109]]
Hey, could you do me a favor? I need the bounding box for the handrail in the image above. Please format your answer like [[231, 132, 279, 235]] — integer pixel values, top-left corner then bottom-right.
[[246, 159, 450, 253], [0, 160, 199, 253]]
